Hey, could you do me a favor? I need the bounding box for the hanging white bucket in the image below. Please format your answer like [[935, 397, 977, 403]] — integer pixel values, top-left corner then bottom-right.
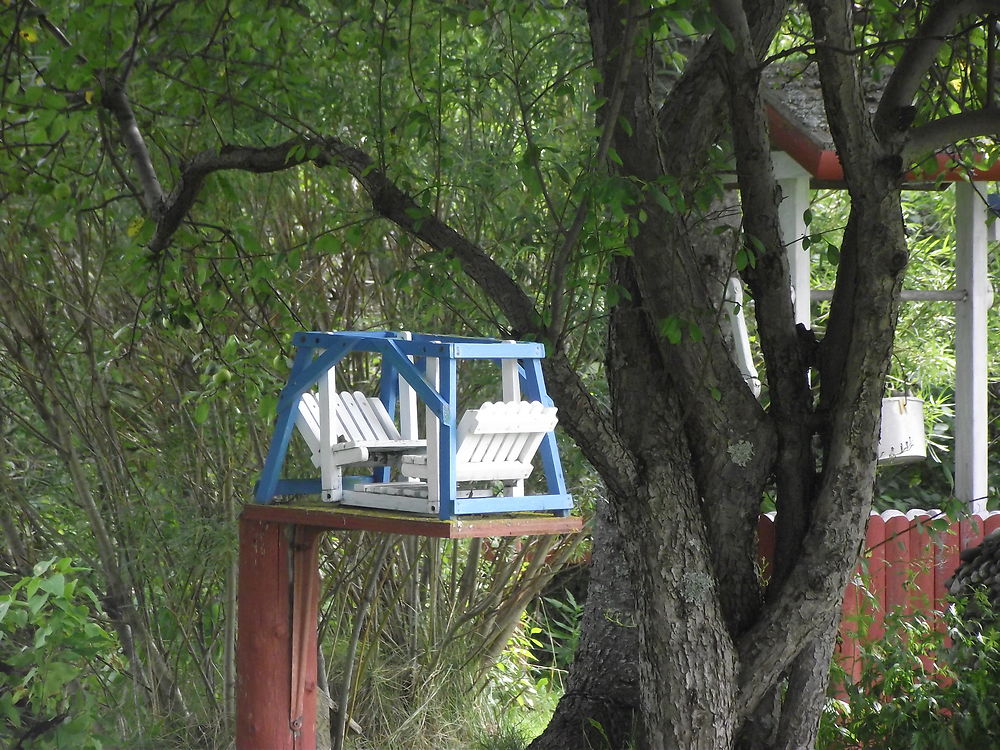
[[878, 396, 927, 465]]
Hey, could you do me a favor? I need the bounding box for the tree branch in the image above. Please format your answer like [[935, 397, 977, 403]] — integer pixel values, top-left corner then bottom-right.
[[711, 0, 813, 595], [149, 140, 308, 254], [903, 107, 1000, 162], [100, 78, 165, 216], [547, 0, 639, 344], [807, 2, 883, 184], [875, 0, 991, 132]]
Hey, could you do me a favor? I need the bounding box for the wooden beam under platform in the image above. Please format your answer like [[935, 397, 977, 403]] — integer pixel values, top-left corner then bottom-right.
[[240, 501, 583, 538]]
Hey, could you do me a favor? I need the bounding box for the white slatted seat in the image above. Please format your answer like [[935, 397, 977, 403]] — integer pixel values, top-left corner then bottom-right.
[[295, 390, 425, 467], [401, 401, 557, 482]]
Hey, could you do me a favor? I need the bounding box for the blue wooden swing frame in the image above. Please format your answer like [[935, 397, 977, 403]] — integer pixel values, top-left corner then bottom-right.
[[255, 331, 573, 520]]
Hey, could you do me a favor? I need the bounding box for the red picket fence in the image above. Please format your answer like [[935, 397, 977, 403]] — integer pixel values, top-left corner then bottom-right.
[[758, 510, 1000, 681]]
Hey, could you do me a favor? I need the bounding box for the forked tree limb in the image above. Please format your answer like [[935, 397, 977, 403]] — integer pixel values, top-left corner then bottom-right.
[[710, 0, 814, 591]]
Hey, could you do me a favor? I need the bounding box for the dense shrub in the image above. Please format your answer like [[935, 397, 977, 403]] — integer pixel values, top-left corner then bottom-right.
[[0, 559, 119, 749], [819, 597, 1000, 749]]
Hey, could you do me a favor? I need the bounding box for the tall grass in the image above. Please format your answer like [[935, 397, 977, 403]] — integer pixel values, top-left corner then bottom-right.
[[316, 530, 585, 749]]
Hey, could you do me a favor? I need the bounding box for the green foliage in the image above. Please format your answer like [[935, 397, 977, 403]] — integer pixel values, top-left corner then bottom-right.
[[319, 531, 585, 750], [0, 559, 119, 750], [819, 598, 1000, 749], [530, 590, 584, 690], [2, 0, 998, 747]]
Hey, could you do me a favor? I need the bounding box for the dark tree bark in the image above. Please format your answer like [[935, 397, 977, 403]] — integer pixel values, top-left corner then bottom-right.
[[526, 498, 639, 750]]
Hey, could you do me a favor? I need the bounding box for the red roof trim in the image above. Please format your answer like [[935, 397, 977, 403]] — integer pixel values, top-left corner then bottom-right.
[[766, 103, 1000, 184]]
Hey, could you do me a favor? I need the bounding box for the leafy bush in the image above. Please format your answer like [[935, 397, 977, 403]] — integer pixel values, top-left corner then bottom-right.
[[819, 596, 1000, 749], [0, 559, 119, 750]]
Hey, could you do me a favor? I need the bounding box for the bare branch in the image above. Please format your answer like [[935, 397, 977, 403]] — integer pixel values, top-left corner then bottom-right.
[[903, 107, 1000, 162], [99, 78, 165, 216], [25, 0, 78, 56], [150, 140, 307, 254]]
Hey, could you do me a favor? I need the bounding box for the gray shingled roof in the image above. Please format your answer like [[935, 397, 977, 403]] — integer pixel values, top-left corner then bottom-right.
[[761, 59, 891, 152]]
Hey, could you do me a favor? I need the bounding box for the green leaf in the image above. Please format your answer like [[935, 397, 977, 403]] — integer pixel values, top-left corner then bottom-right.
[[28, 591, 50, 615], [554, 82, 574, 100], [651, 186, 674, 214], [716, 22, 736, 52], [40, 573, 65, 597], [659, 316, 683, 345], [193, 401, 210, 425]]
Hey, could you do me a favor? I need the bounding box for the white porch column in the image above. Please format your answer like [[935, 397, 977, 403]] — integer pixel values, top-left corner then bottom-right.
[[955, 181, 990, 514], [773, 152, 812, 327]]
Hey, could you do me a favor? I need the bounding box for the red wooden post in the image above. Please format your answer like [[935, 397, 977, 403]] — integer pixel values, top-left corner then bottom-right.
[[907, 512, 936, 673], [960, 513, 986, 554], [835, 514, 872, 684], [237, 517, 322, 750], [933, 517, 961, 615], [289, 527, 322, 749], [837, 569, 860, 682], [985, 512, 1000, 539], [237, 517, 293, 750]]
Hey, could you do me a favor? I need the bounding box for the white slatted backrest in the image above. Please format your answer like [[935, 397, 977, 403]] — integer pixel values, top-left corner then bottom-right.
[[338, 391, 377, 442], [298, 389, 401, 446], [295, 392, 321, 453], [472, 401, 556, 434], [455, 401, 557, 465], [454, 410, 482, 464], [366, 396, 402, 440]]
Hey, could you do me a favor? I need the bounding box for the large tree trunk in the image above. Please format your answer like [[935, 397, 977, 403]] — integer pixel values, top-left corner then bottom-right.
[[527, 499, 639, 750], [531, 0, 918, 746]]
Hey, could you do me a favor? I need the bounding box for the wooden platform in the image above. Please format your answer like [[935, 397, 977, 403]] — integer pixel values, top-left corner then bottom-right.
[[241, 502, 583, 538]]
